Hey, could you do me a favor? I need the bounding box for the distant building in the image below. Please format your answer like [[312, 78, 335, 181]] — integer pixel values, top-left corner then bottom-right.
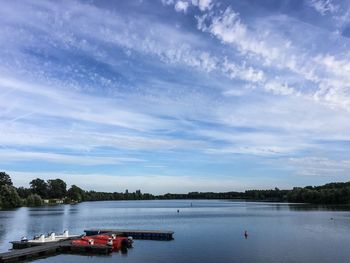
[[43, 199, 64, 204]]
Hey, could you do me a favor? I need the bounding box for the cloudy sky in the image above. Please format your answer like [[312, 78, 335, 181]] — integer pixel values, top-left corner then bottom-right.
[[1, 0, 350, 194]]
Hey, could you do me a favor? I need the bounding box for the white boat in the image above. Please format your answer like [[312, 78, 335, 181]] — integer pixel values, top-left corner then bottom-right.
[[23, 230, 80, 243], [12, 230, 81, 249]]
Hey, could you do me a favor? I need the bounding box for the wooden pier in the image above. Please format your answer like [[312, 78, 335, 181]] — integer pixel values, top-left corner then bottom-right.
[[84, 229, 174, 240], [0, 240, 112, 263], [11, 236, 81, 250], [0, 229, 174, 262], [0, 241, 64, 263]]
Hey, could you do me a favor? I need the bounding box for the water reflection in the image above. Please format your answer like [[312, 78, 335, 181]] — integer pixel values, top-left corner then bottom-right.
[[288, 204, 350, 211], [1, 200, 350, 263]]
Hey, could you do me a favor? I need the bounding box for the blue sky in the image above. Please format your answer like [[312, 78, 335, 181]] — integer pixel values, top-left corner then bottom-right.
[[1, 0, 350, 194]]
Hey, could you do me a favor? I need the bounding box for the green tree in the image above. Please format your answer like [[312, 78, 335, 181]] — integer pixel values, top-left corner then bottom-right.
[[17, 187, 32, 199], [0, 185, 22, 208], [26, 194, 43, 206], [47, 179, 67, 199], [0, 172, 13, 187], [30, 178, 48, 198], [67, 185, 85, 202]]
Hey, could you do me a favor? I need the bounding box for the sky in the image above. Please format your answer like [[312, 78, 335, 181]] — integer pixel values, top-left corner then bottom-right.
[[0, 0, 350, 194]]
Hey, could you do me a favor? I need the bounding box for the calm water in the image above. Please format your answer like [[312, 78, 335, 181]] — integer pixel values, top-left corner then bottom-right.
[[1, 200, 350, 262]]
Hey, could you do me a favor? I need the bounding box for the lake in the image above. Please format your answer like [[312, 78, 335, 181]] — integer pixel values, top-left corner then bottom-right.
[[1, 200, 350, 262]]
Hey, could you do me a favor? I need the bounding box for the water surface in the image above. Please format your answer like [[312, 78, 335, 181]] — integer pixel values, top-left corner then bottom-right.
[[1, 200, 350, 262]]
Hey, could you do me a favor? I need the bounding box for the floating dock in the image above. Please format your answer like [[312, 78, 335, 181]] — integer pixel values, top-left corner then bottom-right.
[[84, 229, 174, 240], [0, 229, 174, 262], [11, 236, 81, 249], [0, 241, 112, 263], [0, 242, 63, 263]]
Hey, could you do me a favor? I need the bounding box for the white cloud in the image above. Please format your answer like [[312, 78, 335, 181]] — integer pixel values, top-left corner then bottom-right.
[[161, 0, 175, 5], [314, 54, 350, 81], [313, 54, 350, 110], [0, 0, 267, 96], [0, 77, 210, 152], [222, 58, 265, 83], [288, 157, 350, 177], [175, 1, 189, 13], [222, 88, 249, 97], [0, 150, 143, 166], [9, 170, 295, 193], [166, 0, 213, 12], [264, 80, 297, 96], [198, 128, 314, 156], [197, 8, 278, 62], [192, 0, 213, 11], [0, 77, 168, 132], [194, 5, 350, 112], [308, 0, 339, 15], [1, 0, 350, 187], [9, 171, 249, 194]]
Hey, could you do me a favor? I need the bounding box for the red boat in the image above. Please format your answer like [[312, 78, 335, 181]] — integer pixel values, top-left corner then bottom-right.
[[71, 239, 94, 246], [113, 236, 131, 250], [72, 234, 133, 251]]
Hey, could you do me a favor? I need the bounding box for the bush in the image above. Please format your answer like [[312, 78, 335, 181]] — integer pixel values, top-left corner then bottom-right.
[[0, 185, 22, 208], [26, 194, 43, 207]]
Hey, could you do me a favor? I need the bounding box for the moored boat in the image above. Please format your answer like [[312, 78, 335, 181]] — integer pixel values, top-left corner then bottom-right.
[[11, 230, 80, 249], [71, 234, 133, 251]]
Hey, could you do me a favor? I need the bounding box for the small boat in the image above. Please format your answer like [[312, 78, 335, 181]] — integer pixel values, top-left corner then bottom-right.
[[72, 234, 133, 251], [27, 230, 80, 243], [12, 230, 80, 249]]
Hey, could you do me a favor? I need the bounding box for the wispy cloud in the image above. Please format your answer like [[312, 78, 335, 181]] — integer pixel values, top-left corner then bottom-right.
[[163, 0, 213, 12], [175, 1, 189, 13], [9, 170, 292, 194], [308, 0, 339, 15], [288, 157, 350, 177], [0, 0, 350, 191], [193, 3, 350, 111], [0, 150, 144, 166]]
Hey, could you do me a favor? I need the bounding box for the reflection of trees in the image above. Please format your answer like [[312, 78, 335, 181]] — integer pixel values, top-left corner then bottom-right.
[[287, 203, 350, 211]]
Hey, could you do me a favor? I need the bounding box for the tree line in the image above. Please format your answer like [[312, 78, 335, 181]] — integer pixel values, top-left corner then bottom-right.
[[1, 171, 350, 209], [0, 172, 154, 209], [244, 183, 350, 204]]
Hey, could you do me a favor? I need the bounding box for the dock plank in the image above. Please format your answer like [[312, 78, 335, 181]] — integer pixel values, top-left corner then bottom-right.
[[0, 241, 65, 262], [85, 229, 174, 234], [0, 240, 113, 263], [84, 229, 174, 240]]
